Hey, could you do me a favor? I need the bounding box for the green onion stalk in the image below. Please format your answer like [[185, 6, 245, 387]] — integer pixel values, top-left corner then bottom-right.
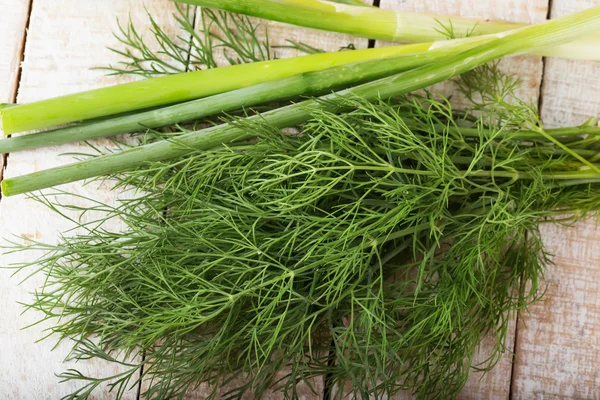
[[0, 33, 507, 153], [176, 0, 600, 61], [4, 6, 600, 196], [0, 35, 503, 138], [0, 42, 473, 153], [0, 44, 429, 134]]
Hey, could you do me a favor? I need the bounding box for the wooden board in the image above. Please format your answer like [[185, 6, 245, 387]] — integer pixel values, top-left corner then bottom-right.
[[0, 0, 181, 398], [0, 0, 29, 103], [510, 0, 600, 398], [376, 1, 548, 398]]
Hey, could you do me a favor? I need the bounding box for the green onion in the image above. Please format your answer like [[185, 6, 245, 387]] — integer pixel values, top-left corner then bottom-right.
[[176, 0, 600, 60], [0, 44, 429, 134], [4, 6, 599, 196], [0, 43, 468, 154]]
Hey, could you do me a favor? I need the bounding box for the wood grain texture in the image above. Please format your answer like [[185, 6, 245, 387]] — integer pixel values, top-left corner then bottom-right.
[[3, 0, 599, 398], [0, 1, 181, 398], [376, 1, 549, 399], [511, 1, 600, 398], [0, 0, 29, 103], [512, 220, 600, 399]]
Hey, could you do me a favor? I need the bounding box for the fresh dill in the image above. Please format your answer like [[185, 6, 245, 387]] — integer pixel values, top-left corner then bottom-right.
[[13, 89, 600, 398], [103, 5, 275, 77]]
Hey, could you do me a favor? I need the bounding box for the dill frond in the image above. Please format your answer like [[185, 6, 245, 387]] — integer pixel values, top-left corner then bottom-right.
[[103, 5, 274, 77]]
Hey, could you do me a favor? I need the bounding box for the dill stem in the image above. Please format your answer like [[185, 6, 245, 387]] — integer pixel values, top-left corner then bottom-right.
[[177, 0, 600, 60], [380, 222, 440, 243], [456, 125, 600, 140], [0, 48, 446, 154], [3, 113, 597, 155], [283, 164, 600, 182], [4, 7, 600, 196]]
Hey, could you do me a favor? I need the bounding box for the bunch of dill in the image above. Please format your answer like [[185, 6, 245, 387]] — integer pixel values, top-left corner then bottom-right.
[[17, 90, 600, 398], [9, 6, 600, 400]]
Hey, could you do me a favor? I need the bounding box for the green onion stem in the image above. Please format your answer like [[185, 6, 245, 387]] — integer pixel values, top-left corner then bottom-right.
[[0, 44, 429, 135], [4, 7, 600, 196], [176, 0, 600, 61], [0, 48, 452, 154], [3, 99, 596, 155]]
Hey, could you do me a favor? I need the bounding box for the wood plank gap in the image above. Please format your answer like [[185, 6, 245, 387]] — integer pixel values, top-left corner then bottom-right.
[[508, 312, 520, 400], [184, 5, 200, 72], [136, 352, 146, 400], [322, 338, 337, 400], [0, 0, 34, 198], [8, 0, 33, 104], [536, 0, 553, 117], [367, 0, 381, 48]]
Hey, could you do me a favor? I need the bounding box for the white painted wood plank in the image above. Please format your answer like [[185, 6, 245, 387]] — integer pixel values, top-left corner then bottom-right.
[[512, 220, 600, 399], [0, 0, 29, 103], [376, 1, 548, 399], [0, 1, 181, 398], [511, 1, 600, 398]]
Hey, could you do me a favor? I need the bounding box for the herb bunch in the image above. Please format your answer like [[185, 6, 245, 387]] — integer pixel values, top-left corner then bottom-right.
[[8, 5, 600, 400], [15, 88, 600, 399]]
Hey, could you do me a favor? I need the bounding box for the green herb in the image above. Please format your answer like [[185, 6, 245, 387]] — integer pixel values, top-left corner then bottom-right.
[[103, 6, 275, 77], [13, 81, 600, 399]]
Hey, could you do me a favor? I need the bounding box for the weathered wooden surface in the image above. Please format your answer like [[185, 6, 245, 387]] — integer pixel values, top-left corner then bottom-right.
[[1, 0, 600, 398], [0, 0, 29, 103], [0, 0, 180, 398], [510, 0, 600, 398]]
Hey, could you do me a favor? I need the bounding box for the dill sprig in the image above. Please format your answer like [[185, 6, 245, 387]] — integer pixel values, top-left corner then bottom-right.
[[103, 3, 343, 79], [104, 5, 275, 77]]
